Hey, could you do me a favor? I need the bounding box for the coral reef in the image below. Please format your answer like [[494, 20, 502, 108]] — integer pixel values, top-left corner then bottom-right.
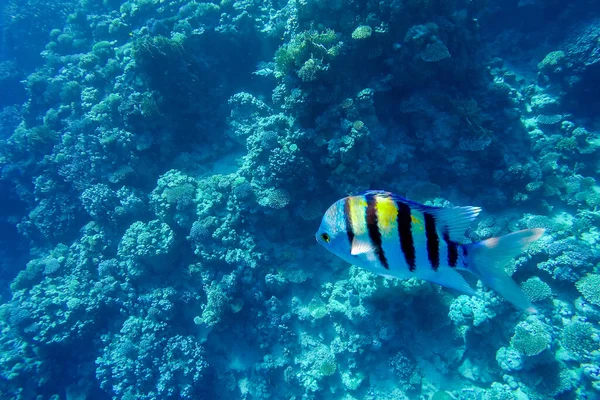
[[0, 0, 599, 399]]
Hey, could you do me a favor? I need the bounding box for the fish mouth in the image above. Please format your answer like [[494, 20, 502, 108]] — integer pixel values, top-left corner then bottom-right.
[[315, 233, 324, 244]]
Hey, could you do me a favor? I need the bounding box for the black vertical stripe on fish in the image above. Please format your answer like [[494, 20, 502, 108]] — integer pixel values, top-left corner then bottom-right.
[[462, 245, 469, 267], [343, 197, 355, 247], [443, 230, 458, 268], [424, 213, 440, 271], [396, 201, 416, 272], [365, 195, 389, 270]]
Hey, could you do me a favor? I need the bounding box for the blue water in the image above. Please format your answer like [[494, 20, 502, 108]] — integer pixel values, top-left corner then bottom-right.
[[0, 0, 599, 399]]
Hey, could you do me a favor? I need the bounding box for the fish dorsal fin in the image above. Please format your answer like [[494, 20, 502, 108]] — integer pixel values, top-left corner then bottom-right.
[[422, 206, 481, 242], [360, 190, 480, 243], [350, 237, 374, 255]]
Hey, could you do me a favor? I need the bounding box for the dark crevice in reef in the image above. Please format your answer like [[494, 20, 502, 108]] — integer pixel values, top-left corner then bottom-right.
[[561, 62, 600, 120], [0, 180, 29, 295], [133, 30, 272, 148]]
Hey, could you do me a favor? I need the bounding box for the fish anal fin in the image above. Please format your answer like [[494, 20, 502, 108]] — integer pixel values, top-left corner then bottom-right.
[[422, 268, 477, 296]]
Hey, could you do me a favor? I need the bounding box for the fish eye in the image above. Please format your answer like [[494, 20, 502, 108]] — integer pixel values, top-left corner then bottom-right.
[[321, 233, 330, 243]]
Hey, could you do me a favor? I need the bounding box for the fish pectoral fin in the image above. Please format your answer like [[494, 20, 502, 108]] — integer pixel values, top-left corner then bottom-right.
[[422, 268, 477, 296], [350, 238, 374, 255]]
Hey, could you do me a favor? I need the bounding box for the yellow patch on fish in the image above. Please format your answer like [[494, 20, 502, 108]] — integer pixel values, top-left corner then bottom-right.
[[411, 213, 424, 232], [348, 196, 368, 235], [375, 196, 398, 235]]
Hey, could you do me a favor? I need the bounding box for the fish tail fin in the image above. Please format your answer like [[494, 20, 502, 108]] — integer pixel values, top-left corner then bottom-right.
[[464, 228, 545, 313]]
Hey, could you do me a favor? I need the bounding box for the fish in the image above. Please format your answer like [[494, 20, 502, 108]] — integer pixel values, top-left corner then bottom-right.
[[315, 190, 544, 313]]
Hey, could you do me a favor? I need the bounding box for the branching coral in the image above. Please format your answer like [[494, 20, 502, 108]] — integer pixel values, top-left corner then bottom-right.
[[274, 28, 342, 79], [150, 170, 198, 229], [96, 316, 207, 400], [117, 220, 175, 276]]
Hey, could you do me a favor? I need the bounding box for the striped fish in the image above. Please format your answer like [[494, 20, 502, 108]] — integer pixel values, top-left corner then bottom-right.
[[316, 190, 543, 312]]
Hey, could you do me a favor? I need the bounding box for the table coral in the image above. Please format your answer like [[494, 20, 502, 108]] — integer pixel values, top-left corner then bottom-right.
[[576, 274, 600, 306], [510, 317, 552, 357], [560, 319, 599, 361], [521, 277, 552, 303]]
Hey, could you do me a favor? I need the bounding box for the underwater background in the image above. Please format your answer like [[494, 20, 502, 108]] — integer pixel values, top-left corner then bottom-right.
[[0, 0, 599, 399]]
